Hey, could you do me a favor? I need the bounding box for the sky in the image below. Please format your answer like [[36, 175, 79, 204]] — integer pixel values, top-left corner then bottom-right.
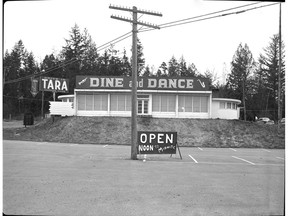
[[3, 0, 287, 84]]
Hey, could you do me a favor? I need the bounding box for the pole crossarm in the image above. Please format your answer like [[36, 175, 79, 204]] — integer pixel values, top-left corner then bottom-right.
[[111, 15, 160, 29], [109, 5, 162, 17]]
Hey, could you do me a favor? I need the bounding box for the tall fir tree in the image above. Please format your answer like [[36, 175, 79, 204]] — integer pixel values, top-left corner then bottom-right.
[[227, 43, 255, 121], [3, 40, 39, 117], [167, 56, 179, 77], [258, 34, 285, 120], [61, 24, 98, 93]]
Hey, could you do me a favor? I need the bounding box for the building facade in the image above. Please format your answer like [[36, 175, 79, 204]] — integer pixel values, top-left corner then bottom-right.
[[74, 76, 213, 118], [50, 76, 241, 120]]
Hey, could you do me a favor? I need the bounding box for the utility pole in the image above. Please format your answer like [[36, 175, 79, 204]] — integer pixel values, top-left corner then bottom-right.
[[109, 5, 162, 160], [278, 3, 282, 129]]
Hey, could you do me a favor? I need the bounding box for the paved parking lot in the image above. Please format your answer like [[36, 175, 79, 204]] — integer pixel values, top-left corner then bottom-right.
[[3, 140, 285, 216]]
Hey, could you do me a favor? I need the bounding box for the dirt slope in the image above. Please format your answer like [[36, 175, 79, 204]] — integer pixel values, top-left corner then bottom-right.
[[3, 116, 285, 148]]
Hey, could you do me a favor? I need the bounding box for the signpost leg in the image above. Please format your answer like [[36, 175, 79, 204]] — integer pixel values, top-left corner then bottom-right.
[[41, 90, 44, 119], [177, 143, 182, 160]]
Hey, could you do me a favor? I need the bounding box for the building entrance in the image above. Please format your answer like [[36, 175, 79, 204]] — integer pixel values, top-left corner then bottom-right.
[[137, 95, 149, 115]]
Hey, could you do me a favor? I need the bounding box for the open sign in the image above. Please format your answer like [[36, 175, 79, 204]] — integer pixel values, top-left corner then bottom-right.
[[137, 132, 177, 154]]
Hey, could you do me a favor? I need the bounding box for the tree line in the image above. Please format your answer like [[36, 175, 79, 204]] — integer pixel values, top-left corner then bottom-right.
[[3, 24, 285, 121]]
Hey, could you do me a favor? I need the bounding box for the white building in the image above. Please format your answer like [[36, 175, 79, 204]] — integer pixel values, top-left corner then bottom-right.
[[50, 76, 241, 120]]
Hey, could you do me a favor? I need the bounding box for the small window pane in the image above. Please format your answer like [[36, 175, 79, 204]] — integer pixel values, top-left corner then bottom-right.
[[178, 96, 185, 112], [220, 102, 225, 109], [110, 95, 118, 111], [126, 95, 131, 111], [168, 95, 176, 112], [143, 101, 149, 114], [201, 97, 208, 112], [152, 95, 160, 112], [227, 102, 232, 109], [138, 95, 149, 99], [161, 95, 168, 112], [78, 95, 85, 110], [86, 94, 93, 110], [118, 95, 125, 111], [193, 97, 201, 112], [185, 96, 192, 112]]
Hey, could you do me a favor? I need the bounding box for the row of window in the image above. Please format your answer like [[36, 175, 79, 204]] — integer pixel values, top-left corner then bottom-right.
[[77, 93, 209, 113], [220, 102, 237, 110]]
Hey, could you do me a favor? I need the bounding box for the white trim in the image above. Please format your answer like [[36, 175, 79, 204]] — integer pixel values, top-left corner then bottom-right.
[[74, 91, 77, 116], [58, 94, 74, 99], [209, 94, 212, 118], [107, 93, 111, 115], [175, 95, 179, 118], [75, 89, 212, 94], [212, 98, 241, 104]]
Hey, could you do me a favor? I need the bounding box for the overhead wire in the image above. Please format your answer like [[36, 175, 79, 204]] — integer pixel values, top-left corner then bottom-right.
[[4, 2, 278, 85], [4, 58, 79, 84], [139, 2, 279, 33]]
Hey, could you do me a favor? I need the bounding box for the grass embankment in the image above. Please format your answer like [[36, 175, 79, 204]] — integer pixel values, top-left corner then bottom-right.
[[3, 116, 285, 148]]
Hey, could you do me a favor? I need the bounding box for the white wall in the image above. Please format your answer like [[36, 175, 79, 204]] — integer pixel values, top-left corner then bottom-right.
[[211, 101, 240, 120]]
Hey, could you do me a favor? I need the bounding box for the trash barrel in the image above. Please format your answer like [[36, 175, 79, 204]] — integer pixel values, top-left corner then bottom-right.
[[23, 112, 34, 127]]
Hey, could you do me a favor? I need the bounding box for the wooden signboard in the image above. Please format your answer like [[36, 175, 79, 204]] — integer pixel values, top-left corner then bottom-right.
[[137, 131, 178, 155]]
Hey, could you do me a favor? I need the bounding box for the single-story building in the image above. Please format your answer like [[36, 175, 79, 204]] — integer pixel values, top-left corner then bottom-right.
[[50, 76, 241, 120]]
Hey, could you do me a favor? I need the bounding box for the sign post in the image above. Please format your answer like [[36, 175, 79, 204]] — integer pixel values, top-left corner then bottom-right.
[[30, 78, 39, 97], [38, 76, 69, 119], [137, 131, 182, 159]]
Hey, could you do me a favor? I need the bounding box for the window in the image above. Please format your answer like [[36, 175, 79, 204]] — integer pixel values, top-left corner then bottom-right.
[[110, 94, 131, 111], [152, 95, 160, 112], [152, 94, 176, 112], [220, 102, 225, 109], [227, 102, 232, 109], [86, 94, 93, 110], [94, 94, 108, 111], [178, 95, 209, 113], [219, 101, 237, 110], [193, 97, 201, 112], [201, 97, 208, 112], [77, 93, 108, 111], [78, 94, 86, 110]]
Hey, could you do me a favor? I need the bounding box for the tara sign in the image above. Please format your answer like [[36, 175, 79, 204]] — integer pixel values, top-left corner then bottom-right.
[[40, 77, 69, 93]]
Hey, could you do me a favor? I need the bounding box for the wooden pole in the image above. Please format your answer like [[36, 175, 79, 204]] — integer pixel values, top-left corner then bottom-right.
[[131, 6, 138, 160], [277, 3, 282, 129]]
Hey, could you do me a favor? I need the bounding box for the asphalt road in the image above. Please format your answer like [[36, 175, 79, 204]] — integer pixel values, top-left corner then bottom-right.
[[3, 140, 285, 216]]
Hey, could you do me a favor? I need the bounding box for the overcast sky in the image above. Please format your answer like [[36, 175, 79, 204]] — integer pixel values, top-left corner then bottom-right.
[[3, 0, 287, 84]]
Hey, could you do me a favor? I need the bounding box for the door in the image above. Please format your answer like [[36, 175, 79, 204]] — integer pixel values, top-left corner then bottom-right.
[[137, 95, 149, 115]]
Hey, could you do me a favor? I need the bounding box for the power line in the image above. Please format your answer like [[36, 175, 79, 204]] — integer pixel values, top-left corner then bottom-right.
[[3, 2, 279, 85], [3, 95, 51, 102], [96, 31, 132, 50], [4, 58, 78, 84], [139, 2, 279, 33], [160, 2, 261, 28], [4, 32, 133, 84]]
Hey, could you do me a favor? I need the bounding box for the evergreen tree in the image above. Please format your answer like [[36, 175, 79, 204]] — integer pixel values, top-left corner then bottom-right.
[[3, 40, 39, 117], [186, 62, 198, 77], [137, 38, 145, 75], [121, 48, 132, 76], [61, 24, 98, 93], [142, 65, 152, 77], [167, 56, 179, 77], [227, 43, 255, 121], [179, 56, 188, 77], [258, 34, 285, 120], [157, 62, 168, 77]]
